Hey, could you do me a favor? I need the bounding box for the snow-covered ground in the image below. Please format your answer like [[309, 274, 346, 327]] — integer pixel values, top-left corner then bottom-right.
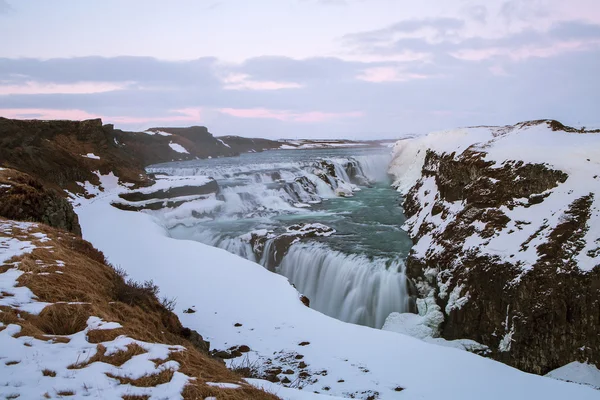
[[72, 173, 599, 399], [0, 220, 197, 399], [169, 142, 190, 154], [389, 121, 600, 272]]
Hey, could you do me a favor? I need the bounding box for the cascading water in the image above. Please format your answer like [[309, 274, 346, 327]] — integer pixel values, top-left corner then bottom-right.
[[279, 244, 409, 328], [149, 148, 414, 329]]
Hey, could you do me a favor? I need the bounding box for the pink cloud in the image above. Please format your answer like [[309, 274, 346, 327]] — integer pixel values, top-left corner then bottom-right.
[[357, 67, 430, 83], [218, 108, 364, 123], [221, 73, 303, 91], [0, 108, 101, 120], [452, 39, 600, 61], [0, 81, 132, 95], [0, 108, 203, 125]]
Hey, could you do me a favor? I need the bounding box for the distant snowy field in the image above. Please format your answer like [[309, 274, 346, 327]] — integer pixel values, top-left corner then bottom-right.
[[71, 171, 599, 399]]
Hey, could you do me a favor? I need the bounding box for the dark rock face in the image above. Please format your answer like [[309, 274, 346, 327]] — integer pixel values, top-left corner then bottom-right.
[[118, 180, 220, 202], [114, 127, 282, 165], [216, 135, 282, 154], [111, 180, 220, 212], [0, 169, 81, 235], [0, 118, 150, 195], [246, 223, 336, 271], [403, 150, 600, 374]]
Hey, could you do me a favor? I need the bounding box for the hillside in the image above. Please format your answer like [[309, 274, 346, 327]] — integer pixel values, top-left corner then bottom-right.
[[388, 119, 600, 375], [0, 217, 277, 399], [1, 117, 599, 399]]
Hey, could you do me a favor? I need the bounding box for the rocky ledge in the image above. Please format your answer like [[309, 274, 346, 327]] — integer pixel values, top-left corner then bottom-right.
[[389, 120, 600, 374]]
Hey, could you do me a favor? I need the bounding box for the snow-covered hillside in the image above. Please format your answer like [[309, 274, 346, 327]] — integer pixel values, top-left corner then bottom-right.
[[388, 120, 600, 376], [73, 172, 599, 399]]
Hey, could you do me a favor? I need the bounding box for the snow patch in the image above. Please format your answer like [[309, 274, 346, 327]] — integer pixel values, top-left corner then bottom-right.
[[546, 362, 600, 390], [169, 142, 190, 154]]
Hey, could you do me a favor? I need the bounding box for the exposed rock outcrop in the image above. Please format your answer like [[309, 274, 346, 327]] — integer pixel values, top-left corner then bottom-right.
[[0, 118, 150, 195], [0, 168, 81, 235], [390, 120, 600, 375]]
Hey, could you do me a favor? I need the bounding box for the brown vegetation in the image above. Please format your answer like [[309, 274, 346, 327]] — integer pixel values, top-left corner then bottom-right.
[[0, 219, 279, 399]]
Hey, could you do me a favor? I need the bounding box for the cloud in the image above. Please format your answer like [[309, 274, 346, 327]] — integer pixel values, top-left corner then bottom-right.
[[0, 0, 12, 14], [0, 81, 132, 95], [0, 46, 598, 138], [0, 107, 203, 125], [463, 5, 487, 23], [356, 67, 430, 83], [344, 18, 600, 63], [220, 73, 303, 91], [218, 108, 364, 123]]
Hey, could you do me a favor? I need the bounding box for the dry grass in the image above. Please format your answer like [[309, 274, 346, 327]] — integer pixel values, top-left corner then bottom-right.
[[1, 220, 279, 399], [42, 369, 56, 377], [86, 328, 126, 343], [122, 396, 150, 400], [69, 343, 147, 369], [106, 368, 175, 387], [35, 303, 91, 335], [56, 390, 75, 396]]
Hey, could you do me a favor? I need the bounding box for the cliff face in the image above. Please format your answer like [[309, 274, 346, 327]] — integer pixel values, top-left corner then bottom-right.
[[0, 168, 82, 235], [114, 126, 281, 165], [0, 118, 150, 195], [390, 120, 600, 374]]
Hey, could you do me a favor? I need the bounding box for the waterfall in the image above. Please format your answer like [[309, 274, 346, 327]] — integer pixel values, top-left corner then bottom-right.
[[147, 153, 392, 221], [152, 150, 412, 330], [278, 243, 409, 328]]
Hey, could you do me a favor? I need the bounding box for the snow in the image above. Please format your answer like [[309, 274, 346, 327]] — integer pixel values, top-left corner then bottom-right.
[[546, 362, 600, 389], [73, 182, 600, 399], [217, 138, 231, 148], [82, 153, 101, 160], [0, 318, 193, 399], [389, 121, 600, 272], [279, 140, 372, 150], [144, 130, 172, 136], [169, 142, 190, 154], [135, 174, 213, 193], [0, 220, 38, 264]]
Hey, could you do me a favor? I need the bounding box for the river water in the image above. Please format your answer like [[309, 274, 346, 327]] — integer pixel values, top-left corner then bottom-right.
[[148, 147, 414, 328]]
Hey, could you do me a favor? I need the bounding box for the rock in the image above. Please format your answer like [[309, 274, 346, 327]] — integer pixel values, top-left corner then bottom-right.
[[298, 341, 310, 346], [0, 169, 81, 235], [183, 308, 196, 314], [298, 361, 307, 369], [234, 322, 243, 327], [300, 295, 310, 308], [281, 377, 291, 384], [402, 147, 600, 374], [180, 328, 210, 354]]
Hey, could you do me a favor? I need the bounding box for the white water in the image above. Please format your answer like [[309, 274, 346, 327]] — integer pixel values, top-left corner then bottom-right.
[[279, 243, 409, 328], [151, 149, 413, 329]]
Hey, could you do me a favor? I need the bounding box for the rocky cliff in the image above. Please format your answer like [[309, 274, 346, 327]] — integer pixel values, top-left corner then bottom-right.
[[389, 120, 600, 374], [114, 126, 282, 165]]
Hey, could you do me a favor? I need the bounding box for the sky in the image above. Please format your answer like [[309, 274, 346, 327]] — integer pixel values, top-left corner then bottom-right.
[[0, 0, 599, 139]]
